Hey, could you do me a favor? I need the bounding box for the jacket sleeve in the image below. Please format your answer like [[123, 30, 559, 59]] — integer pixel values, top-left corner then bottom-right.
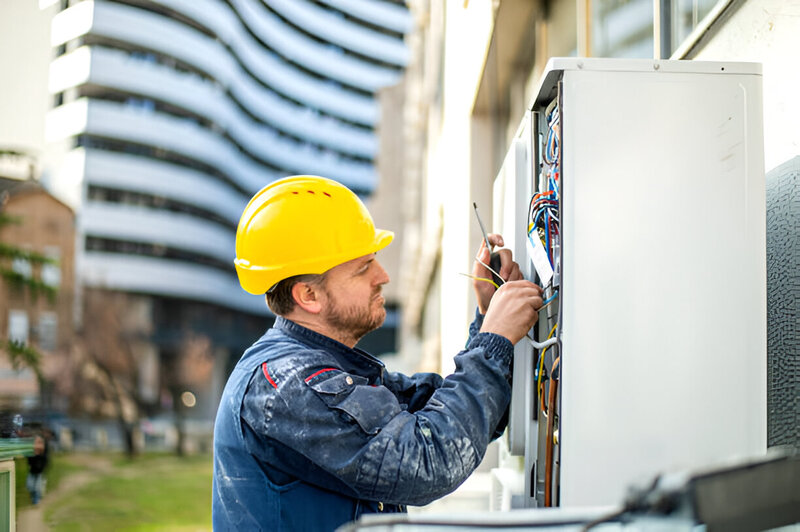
[[382, 371, 443, 413], [384, 309, 506, 433], [467, 307, 485, 345], [382, 308, 485, 413], [241, 331, 513, 506]]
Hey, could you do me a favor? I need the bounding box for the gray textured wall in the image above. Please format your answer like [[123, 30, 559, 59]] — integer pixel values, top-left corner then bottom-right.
[[766, 156, 799, 449]]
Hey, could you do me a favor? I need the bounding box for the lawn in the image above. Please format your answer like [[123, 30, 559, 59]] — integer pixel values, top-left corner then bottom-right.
[[36, 453, 212, 531], [15, 453, 82, 510]]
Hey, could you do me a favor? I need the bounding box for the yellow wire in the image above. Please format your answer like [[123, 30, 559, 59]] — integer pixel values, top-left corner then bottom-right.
[[537, 323, 558, 413], [458, 272, 500, 290], [474, 257, 505, 285]]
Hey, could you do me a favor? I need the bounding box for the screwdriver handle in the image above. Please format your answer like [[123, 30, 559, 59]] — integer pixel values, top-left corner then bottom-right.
[[489, 251, 503, 287]]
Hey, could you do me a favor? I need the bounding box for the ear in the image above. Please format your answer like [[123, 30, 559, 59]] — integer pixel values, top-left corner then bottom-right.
[[291, 281, 323, 314]]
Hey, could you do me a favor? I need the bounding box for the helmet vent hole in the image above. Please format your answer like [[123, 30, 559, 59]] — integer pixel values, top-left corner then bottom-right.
[[307, 190, 315, 194], [323, 192, 331, 197], [292, 191, 299, 194]]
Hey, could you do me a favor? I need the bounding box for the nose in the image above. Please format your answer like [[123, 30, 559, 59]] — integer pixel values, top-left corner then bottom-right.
[[373, 259, 390, 286]]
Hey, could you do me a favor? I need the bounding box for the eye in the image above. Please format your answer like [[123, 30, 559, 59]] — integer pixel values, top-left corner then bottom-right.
[[357, 260, 373, 275]]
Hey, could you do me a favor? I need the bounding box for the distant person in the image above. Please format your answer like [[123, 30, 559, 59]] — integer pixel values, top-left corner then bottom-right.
[[213, 176, 543, 530], [26, 435, 49, 505]]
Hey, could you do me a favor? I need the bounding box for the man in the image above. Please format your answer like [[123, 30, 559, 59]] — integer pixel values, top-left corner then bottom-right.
[[26, 434, 48, 505], [213, 175, 542, 531]]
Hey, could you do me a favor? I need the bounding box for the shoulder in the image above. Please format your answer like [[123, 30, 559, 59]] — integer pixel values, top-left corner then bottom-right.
[[258, 348, 343, 391], [241, 346, 344, 427]]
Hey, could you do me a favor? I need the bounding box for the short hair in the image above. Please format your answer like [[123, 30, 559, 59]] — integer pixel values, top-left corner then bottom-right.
[[265, 273, 327, 315]]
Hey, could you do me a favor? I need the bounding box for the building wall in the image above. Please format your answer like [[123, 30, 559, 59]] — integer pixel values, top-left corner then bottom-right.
[[0, 186, 75, 408], [400, 0, 578, 374], [683, 0, 800, 172]]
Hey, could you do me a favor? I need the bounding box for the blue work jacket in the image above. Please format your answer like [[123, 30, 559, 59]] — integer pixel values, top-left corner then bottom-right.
[[212, 313, 513, 531]]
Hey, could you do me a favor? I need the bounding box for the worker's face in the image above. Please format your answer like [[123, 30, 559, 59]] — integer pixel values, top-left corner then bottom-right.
[[319, 253, 390, 342]]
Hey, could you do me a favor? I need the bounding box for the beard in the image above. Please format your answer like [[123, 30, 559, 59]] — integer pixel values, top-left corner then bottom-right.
[[321, 287, 386, 344]]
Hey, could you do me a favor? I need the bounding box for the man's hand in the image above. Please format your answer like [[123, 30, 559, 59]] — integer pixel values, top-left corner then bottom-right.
[[480, 280, 543, 345], [473, 234, 523, 314]]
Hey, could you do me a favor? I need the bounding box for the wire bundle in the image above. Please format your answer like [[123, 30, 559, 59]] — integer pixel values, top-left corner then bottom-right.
[[532, 102, 564, 506], [528, 104, 561, 280]]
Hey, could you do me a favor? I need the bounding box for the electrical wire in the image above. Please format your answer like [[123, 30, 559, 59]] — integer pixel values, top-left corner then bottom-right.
[[544, 357, 559, 507], [458, 273, 499, 290], [474, 256, 505, 285], [541, 290, 558, 306], [536, 323, 558, 415], [524, 336, 558, 350], [533, 99, 562, 507]]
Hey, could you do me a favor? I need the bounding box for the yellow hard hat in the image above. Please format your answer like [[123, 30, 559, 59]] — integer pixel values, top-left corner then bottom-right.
[[234, 175, 394, 294]]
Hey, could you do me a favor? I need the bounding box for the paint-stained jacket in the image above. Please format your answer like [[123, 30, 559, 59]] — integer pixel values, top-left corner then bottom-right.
[[212, 313, 513, 531]]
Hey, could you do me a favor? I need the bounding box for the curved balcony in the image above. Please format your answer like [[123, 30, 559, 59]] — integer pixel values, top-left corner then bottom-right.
[[48, 98, 270, 194], [82, 202, 234, 265], [81, 252, 269, 315], [49, 45, 376, 158], [82, 148, 248, 225], [51, 0, 378, 125], [46, 99, 377, 194], [154, 0, 402, 91], [266, 0, 409, 66], [317, 0, 413, 34]]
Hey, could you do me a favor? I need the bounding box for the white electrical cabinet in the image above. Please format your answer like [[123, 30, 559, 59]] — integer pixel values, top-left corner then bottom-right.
[[492, 58, 766, 509]]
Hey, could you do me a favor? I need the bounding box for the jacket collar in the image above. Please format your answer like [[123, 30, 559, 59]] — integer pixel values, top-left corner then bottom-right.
[[273, 316, 386, 376]]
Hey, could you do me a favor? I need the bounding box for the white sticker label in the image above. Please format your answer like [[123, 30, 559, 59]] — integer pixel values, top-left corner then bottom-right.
[[527, 234, 554, 286]]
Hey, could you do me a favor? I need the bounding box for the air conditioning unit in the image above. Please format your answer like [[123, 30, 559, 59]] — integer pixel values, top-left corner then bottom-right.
[[492, 57, 766, 508]]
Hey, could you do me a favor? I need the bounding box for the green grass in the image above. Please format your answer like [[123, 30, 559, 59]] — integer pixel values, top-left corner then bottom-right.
[[43, 453, 212, 531], [15, 454, 82, 510]]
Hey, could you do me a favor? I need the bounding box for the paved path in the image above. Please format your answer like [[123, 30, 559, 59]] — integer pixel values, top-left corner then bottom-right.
[[16, 454, 113, 532]]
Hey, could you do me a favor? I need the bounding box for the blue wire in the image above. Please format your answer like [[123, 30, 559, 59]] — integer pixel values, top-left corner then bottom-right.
[[542, 291, 559, 306]]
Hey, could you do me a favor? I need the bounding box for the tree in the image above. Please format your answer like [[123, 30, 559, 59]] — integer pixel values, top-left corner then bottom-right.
[[51, 289, 150, 457], [163, 332, 213, 455]]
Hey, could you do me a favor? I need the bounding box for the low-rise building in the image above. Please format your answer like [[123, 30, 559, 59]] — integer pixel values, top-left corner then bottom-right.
[[0, 171, 75, 412]]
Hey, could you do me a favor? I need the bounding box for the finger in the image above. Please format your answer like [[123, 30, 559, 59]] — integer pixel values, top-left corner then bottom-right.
[[496, 248, 513, 279], [487, 233, 505, 248], [508, 279, 542, 295], [507, 262, 523, 282], [474, 236, 489, 265], [473, 246, 492, 277]]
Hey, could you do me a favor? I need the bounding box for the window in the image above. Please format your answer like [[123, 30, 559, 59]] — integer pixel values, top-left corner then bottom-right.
[[38, 312, 58, 351], [41, 247, 61, 288], [663, 0, 725, 57], [592, 0, 654, 58], [587, 0, 728, 59], [8, 310, 29, 345], [11, 256, 32, 278]]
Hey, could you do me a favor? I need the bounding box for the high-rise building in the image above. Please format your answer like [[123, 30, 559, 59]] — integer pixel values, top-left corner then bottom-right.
[[44, 0, 411, 318], [0, 0, 412, 432]]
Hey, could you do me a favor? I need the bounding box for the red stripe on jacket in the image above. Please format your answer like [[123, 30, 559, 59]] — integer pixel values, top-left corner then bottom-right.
[[262, 362, 278, 389], [304, 368, 339, 382]]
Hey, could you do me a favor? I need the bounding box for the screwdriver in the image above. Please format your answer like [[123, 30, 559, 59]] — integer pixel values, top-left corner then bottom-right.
[[472, 202, 503, 287]]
